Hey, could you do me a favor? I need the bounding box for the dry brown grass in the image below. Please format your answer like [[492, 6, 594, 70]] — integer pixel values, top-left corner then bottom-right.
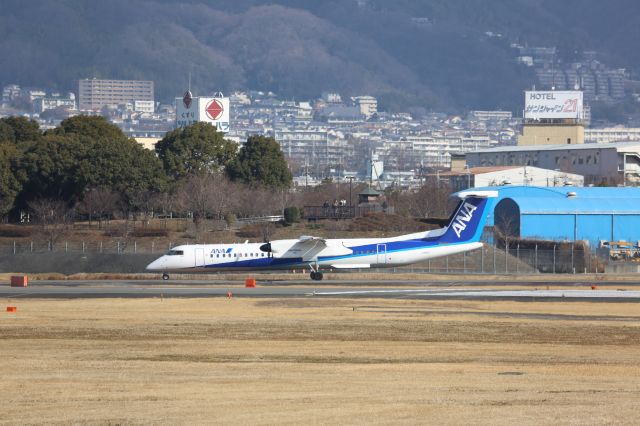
[[2, 271, 640, 283], [1, 297, 640, 424]]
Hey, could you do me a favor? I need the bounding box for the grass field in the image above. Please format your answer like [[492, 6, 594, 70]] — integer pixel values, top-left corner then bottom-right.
[[1, 297, 640, 424]]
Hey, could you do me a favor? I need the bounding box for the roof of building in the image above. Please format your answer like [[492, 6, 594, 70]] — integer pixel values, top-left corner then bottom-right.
[[467, 141, 640, 154], [359, 186, 382, 196], [464, 185, 640, 215], [440, 166, 519, 176], [442, 166, 582, 177]]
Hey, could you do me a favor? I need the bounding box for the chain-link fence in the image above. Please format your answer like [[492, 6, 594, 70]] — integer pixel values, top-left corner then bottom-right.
[[0, 239, 621, 274]]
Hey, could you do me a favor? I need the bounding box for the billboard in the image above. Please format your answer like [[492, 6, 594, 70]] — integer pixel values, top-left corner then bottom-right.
[[524, 91, 583, 120], [198, 97, 230, 132], [175, 93, 230, 132]]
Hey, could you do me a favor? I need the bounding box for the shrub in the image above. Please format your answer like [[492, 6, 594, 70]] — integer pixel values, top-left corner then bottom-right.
[[283, 206, 300, 225]]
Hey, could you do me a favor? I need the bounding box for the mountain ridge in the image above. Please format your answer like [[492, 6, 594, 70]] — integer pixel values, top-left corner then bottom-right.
[[1, 0, 638, 112]]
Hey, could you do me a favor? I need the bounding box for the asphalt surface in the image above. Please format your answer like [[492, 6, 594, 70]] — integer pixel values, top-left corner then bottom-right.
[[2, 279, 640, 301]]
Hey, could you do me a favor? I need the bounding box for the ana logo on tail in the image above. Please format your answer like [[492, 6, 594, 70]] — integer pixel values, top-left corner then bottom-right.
[[452, 201, 478, 238]]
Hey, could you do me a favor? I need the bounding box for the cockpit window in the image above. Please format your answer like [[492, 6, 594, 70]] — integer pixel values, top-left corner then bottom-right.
[[166, 250, 184, 256]]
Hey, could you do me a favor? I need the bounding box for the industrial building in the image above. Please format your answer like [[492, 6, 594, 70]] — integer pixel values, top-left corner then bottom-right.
[[79, 78, 154, 110], [464, 142, 640, 186], [472, 186, 640, 247], [442, 165, 583, 192]]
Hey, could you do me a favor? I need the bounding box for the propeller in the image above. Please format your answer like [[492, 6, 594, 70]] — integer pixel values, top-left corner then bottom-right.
[[260, 226, 272, 252]]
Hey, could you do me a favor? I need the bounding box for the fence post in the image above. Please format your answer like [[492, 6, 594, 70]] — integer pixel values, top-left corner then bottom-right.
[[463, 251, 466, 273], [505, 241, 509, 274], [30, 241, 33, 253], [428, 259, 431, 273], [493, 242, 496, 273], [516, 244, 520, 274], [481, 247, 484, 274], [82, 241, 85, 253], [117, 241, 120, 254], [65, 241, 68, 252], [152, 241, 154, 254], [571, 243, 575, 274], [100, 241, 103, 253], [13, 240, 16, 255], [535, 244, 538, 272], [134, 241, 137, 254], [553, 245, 556, 274], [446, 256, 449, 273]]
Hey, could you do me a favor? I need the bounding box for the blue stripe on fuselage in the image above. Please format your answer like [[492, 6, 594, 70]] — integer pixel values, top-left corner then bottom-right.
[[318, 238, 458, 262], [202, 256, 305, 269]]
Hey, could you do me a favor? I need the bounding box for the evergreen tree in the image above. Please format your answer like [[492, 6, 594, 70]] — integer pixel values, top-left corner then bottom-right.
[[155, 122, 238, 181], [227, 135, 292, 189]]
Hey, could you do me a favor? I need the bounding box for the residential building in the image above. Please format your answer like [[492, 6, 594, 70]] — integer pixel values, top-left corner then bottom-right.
[[79, 78, 154, 110]]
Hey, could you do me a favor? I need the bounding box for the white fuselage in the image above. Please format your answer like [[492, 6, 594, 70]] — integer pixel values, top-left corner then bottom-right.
[[146, 227, 483, 274]]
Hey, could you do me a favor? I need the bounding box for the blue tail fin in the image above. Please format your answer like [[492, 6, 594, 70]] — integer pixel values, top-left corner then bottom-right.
[[437, 194, 494, 244]]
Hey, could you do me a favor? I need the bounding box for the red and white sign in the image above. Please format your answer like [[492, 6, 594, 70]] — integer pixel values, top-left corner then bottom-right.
[[175, 95, 230, 132], [205, 99, 224, 120]]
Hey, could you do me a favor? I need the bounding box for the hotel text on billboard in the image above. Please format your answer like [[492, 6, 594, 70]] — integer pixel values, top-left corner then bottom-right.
[[524, 91, 583, 120]]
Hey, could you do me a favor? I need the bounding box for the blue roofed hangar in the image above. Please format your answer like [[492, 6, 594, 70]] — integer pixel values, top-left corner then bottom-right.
[[467, 186, 640, 247]]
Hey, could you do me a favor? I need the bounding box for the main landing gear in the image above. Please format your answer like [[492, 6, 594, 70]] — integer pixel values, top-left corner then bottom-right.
[[162, 273, 170, 280], [310, 271, 324, 281]]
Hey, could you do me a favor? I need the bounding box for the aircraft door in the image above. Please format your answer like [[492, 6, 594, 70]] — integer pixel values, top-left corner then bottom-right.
[[376, 244, 387, 265], [194, 248, 206, 267]]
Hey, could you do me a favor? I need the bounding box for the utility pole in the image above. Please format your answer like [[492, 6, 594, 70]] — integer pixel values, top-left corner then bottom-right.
[[347, 176, 355, 207]]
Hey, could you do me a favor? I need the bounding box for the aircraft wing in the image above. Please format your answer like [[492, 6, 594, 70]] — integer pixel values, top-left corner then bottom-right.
[[283, 236, 352, 261]]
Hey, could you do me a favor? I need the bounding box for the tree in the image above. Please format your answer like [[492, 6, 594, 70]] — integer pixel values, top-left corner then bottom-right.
[[176, 173, 236, 239], [16, 117, 167, 213], [76, 187, 121, 228], [17, 134, 88, 206], [227, 135, 292, 188], [49, 115, 127, 142], [0, 116, 42, 146], [81, 137, 167, 210], [155, 122, 238, 181], [0, 142, 22, 218], [28, 198, 74, 249]]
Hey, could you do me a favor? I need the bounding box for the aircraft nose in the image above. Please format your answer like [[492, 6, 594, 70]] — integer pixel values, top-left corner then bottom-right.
[[146, 257, 165, 271]]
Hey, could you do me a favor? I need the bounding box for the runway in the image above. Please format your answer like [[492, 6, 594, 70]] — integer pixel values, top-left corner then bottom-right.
[[2, 279, 640, 301]]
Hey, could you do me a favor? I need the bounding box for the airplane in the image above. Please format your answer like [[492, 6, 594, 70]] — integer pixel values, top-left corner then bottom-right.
[[146, 190, 497, 281]]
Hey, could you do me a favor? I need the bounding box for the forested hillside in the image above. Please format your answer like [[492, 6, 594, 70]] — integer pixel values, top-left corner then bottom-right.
[[1, 0, 638, 111]]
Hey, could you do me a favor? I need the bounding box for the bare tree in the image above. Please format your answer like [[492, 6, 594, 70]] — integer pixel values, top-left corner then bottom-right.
[[176, 173, 237, 239], [396, 180, 452, 219], [28, 198, 74, 249], [77, 188, 121, 229]]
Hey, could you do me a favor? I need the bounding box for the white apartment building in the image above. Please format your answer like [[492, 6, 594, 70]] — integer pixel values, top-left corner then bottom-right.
[[79, 78, 154, 110], [585, 128, 640, 144]]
